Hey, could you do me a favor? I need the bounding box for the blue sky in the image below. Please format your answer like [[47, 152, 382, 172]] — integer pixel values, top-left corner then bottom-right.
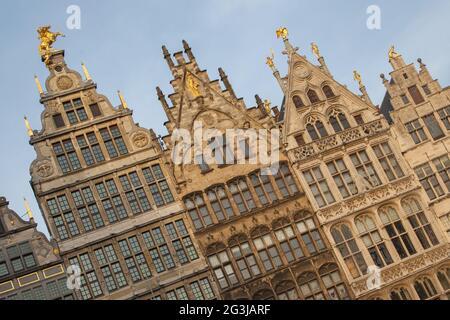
[[1, 0, 449, 236]]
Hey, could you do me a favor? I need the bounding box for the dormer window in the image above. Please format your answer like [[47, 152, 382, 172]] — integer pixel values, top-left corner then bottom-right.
[[322, 85, 335, 99], [63, 98, 88, 124], [307, 90, 320, 104], [292, 95, 304, 108]]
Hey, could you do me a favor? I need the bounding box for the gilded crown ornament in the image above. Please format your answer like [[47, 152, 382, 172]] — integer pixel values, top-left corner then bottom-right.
[[276, 27, 289, 40], [37, 25, 65, 65]]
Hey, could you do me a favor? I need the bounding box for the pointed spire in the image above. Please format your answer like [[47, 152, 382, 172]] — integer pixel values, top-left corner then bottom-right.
[[162, 45, 175, 69], [117, 90, 129, 109], [156, 87, 175, 122], [81, 62, 91, 81], [182, 40, 195, 62], [353, 70, 373, 106], [34, 75, 44, 95], [266, 50, 286, 94], [23, 197, 34, 221], [218, 68, 237, 99], [24, 116, 34, 137]]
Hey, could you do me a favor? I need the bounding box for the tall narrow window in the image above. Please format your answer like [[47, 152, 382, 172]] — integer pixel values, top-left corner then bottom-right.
[[292, 95, 304, 108], [303, 167, 335, 208], [207, 247, 238, 289], [295, 211, 326, 254], [95, 180, 128, 223], [355, 215, 393, 268], [379, 206, 416, 259], [408, 85, 425, 104], [436, 267, 450, 297], [142, 164, 174, 207], [206, 185, 234, 221], [119, 172, 152, 214], [437, 106, 450, 130], [46, 195, 79, 240], [329, 113, 350, 133], [331, 224, 367, 278], [229, 236, 260, 281], [274, 163, 299, 198], [63, 98, 88, 125], [118, 237, 152, 282], [414, 277, 438, 300], [307, 90, 320, 104], [94, 245, 128, 291], [405, 119, 428, 144], [327, 158, 358, 198], [184, 194, 213, 230], [252, 230, 283, 272], [422, 114, 445, 140], [319, 264, 350, 300], [372, 142, 404, 181], [402, 198, 439, 249], [53, 140, 82, 173], [69, 254, 103, 299], [227, 178, 256, 213], [350, 150, 382, 188], [71, 187, 104, 232], [76, 133, 105, 166], [249, 171, 278, 205], [415, 163, 445, 200], [53, 113, 65, 128], [274, 223, 304, 263], [298, 272, 325, 300], [89, 103, 102, 117], [322, 85, 335, 99], [165, 220, 198, 262], [99, 125, 128, 158], [433, 155, 450, 192]]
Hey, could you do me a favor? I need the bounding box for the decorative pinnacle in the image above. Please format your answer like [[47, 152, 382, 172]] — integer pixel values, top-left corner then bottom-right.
[[24, 197, 34, 220], [117, 90, 128, 109], [34, 75, 44, 95], [162, 45, 175, 68], [24, 116, 33, 137], [81, 62, 91, 81], [182, 40, 195, 61]]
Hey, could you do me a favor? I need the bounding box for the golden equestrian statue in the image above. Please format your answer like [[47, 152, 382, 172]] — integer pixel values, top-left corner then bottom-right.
[[37, 25, 65, 65]]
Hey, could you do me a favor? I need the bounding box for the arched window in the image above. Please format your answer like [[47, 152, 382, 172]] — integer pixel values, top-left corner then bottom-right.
[[294, 211, 326, 254], [273, 162, 299, 198], [307, 90, 320, 104], [251, 226, 283, 272], [249, 171, 278, 205], [390, 287, 412, 300], [276, 281, 299, 300], [331, 224, 367, 278], [184, 193, 213, 231], [292, 95, 304, 108], [329, 113, 350, 133], [401, 198, 439, 250], [306, 121, 328, 141], [436, 266, 450, 297], [298, 272, 325, 300], [355, 215, 393, 268], [207, 243, 239, 290], [322, 85, 335, 99], [228, 234, 261, 281], [414, 277, 438, 300], [379, 206, 416, 259], [206, 185, 234, 222], [319, 264, 350, 300], [253, 289, 275, 300]]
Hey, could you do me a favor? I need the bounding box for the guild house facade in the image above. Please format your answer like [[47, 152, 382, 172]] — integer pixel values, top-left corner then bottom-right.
[[0, 26, 448, 300]]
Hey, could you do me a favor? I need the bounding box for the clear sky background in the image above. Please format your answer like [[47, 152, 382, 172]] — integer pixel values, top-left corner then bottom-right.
[[1, 0, 449, 236]]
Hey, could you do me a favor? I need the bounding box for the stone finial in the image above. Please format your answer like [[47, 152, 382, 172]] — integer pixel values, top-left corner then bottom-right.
[[182, 40, 195, 61], [255, 94, 264, 107], [417, 58, 426, 68], [81, 62, 91, 81], [24, 116, 34, 137], [34, 75, 44, 95], [156, 87, 175, 122], [218, 67, 236, 99], [162, 45, 175, 69]]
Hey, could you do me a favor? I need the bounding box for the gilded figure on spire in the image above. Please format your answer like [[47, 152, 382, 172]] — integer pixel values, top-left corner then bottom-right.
[[37, 25, 65, 65]]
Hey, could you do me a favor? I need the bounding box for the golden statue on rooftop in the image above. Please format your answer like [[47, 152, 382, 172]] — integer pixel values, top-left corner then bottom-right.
[[353, 70, 363, 87], [266, 49, 276, 70], [311, 42, 321, 59], [276, 27, 288, 40], [388, 45, 400, 60], [37, 25, 65, 65]]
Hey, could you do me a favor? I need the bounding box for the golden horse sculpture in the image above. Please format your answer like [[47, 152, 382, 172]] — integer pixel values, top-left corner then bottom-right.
[[37, 26, 65, 65]]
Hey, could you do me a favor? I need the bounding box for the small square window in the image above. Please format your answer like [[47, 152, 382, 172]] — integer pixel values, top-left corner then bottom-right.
[[422, 85, 431, 95], [354, 114, 364, 125], [90, 103, 102, 117], [401, 95, 409, 105], [53, 114, 65, 128]]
